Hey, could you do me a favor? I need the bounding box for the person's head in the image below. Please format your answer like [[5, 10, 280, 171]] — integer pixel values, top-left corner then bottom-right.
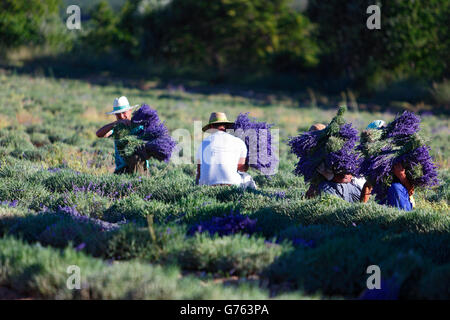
[[106, 96, 138, 118], [115, 109, 132, 121], [309, 123, 326, 131], [333, 173, 353, 183], [202, 112, 234, 132], [209, 123, 227, 132]]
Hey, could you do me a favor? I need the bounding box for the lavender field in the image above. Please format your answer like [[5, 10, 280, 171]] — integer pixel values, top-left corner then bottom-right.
[[0, 70, 449, 299]]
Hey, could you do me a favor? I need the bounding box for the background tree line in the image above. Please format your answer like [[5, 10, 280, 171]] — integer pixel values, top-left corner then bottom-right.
[[1, 0, 449, 96]]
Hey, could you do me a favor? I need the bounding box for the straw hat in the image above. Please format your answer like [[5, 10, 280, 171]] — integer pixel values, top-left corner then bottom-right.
[[202, 112, 234, 132], [106, 96, 139, 115]]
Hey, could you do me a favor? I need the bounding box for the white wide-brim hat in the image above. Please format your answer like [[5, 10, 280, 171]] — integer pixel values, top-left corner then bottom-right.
[[106, 96, 139, 115]]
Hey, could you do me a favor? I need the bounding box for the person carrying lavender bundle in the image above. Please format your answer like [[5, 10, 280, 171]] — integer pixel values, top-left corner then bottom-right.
[[196, 112, 257, 189], [361, 120, 418, 211], [289, 106, 366, 203], [96, 96, 150, 174], [308, 123, 367, 202]]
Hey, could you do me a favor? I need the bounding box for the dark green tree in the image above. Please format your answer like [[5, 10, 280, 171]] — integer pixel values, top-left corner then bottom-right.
[[144, 0, 319, 72], [307, 0, 449, 85], [0, 0, 61, 52]]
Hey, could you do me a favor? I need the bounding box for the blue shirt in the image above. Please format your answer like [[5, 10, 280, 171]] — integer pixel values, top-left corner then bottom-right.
[[111, 125, 149, 171], [318, 180, 362, 203], [386, 182, 412, 211]]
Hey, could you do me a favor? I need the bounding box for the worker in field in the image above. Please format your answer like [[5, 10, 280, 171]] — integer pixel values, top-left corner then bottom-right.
[[305, 122, 366, 203], [195, 112, 257, 189], [361, 120, 415, 210], [96, 96, 149, 174]]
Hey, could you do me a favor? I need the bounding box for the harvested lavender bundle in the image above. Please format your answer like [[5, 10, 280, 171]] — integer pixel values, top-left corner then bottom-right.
[[358, 111, 439, 201], [232, 113, 278, 175], [113, 104, 176, 162], [288, 106, 361, 184]]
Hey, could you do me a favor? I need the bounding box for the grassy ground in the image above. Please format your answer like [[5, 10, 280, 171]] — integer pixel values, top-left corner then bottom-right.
[[0, 69, 449, 299]]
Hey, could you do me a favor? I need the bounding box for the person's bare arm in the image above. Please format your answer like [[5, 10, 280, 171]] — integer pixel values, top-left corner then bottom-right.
[[96, 119, 131, 138], [96, 122, 116, 138], [237, 157, 248, 172], [393, 163, 414, 196], [305, 184, 318, 199], [360, 181, 373, 203]]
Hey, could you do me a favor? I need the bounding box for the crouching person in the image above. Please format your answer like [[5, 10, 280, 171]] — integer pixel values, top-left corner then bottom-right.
[[196, 112, 257, 190], [96, 96, 149, 175]]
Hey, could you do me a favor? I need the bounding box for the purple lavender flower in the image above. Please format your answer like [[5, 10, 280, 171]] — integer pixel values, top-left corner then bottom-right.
[[359, 111, 439, 200], [131, 104, 160, 127], [273, 191, 286, 200], [288, 107, 361, 182], [132, 104, 177, 162], [397, 145, 439, 187], [386, 111, 420, 138], [233, 113, 279, 175], [143, 134, 177, 162], [57, 205, 119, 232], [1, 200, 19, 207], [75, 242, 86, 251], [188, 212, 258, 237], [144, 194, 152, 201]]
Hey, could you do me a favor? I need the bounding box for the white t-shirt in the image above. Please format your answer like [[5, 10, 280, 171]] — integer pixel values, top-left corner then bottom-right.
[[196, 130, 247, 186]]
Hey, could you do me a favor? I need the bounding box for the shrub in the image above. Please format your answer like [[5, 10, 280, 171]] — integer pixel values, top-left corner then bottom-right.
[[176, 233, 288, 276], [0, 0, 62, 50], [142, 0, 319, 72], [266, 237, 396, 296], [0, 237, 306, 299], [308, 0, 449, 84], [103, 194, 171, 223]]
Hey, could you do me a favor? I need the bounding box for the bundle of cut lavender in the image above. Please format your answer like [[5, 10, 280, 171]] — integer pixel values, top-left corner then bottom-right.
[[288, 106, 361, 184], [358, 111, 439, 201], [113, 104, 176, 162], [232, 113, 278, 175]]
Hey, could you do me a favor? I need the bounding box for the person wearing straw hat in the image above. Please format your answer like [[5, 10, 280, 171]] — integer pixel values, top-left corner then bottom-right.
[[96, 96, 149, 174], [195, 112, 257, 189]]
